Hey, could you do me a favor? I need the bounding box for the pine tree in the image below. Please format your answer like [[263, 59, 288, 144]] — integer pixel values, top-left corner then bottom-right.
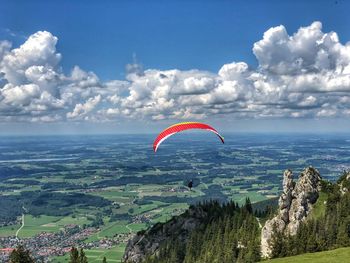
[[184, 232, 195, 263], [168, 245, 179, 263], [270, 224, 286, 258], [314, 217, 327, 251], [69, 247, 80, 263], [9, 245, 35, 263], [244, 197, 253, 214], [212, 225, 223, 263], [306, 220, 317, 252], [336, 222, 350, 247], [80, 248, 88, 263]]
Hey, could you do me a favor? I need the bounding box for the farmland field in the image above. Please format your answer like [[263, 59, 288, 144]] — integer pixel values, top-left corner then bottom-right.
[[52, 244, 126, 263], [1, 133, 350, 261]]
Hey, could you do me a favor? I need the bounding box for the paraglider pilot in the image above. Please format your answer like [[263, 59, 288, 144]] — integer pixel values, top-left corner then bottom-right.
[[188, 180, 193, 191]]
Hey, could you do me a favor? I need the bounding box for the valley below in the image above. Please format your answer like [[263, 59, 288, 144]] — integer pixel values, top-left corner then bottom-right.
[[1, 133, 350, 262]]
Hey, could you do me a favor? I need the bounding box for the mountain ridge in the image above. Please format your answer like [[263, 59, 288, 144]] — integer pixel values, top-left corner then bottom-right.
[[123, 167, 350, 263]]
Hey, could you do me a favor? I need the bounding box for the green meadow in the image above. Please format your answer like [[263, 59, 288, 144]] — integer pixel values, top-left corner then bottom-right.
[[267, 247, 350, 263], [52, 244, 126, 263]]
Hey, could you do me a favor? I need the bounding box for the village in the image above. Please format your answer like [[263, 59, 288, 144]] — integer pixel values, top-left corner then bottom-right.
[[0, 224, 132, 262]]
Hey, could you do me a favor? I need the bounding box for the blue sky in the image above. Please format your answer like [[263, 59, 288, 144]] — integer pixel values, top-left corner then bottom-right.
[[1, 0, 349, 80], [1, 0, 350, 134]]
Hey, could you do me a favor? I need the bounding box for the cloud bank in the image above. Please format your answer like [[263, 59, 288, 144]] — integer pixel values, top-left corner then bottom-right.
[[1, 21, 350, 123]]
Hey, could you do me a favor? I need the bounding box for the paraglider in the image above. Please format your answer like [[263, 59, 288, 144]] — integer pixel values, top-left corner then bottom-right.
[[153, 122, 224, 192], [188, 180, 193, 191], [153, 122, 224, 152]]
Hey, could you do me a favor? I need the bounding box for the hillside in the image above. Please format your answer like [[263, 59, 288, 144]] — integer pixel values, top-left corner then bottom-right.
[[123, 167, 350, 263], [267, 247, 350, 263], [123, 199, 262, 263]]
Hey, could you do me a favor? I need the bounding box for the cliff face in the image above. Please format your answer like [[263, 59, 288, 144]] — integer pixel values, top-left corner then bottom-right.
[[123, 206, 207, 263], [261, 167, 322, 258], [340, 172, 350, 194]]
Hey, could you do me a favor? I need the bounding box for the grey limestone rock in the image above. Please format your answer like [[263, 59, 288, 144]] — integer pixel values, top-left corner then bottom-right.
[[261, 167, 321, 258]]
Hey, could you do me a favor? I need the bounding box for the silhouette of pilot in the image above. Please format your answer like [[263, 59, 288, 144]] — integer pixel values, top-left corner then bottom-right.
[[188, 180, 193, 191]]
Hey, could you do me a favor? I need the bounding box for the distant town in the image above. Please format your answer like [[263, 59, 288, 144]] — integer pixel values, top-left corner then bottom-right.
[[0, 224, 131, 262]]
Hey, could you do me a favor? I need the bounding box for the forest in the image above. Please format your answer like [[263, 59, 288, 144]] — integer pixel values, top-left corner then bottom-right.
[[142, 199, 262, 263]]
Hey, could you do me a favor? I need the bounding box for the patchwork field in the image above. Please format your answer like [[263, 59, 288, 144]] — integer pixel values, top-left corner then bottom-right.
[[1, 133, 350, 261]]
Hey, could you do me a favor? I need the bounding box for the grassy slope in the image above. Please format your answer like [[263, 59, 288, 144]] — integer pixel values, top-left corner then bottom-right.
[[267, 247, 350, 263], [309, 191, 328, 220]]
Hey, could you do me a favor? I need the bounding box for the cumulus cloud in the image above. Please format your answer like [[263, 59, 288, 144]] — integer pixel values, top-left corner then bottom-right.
[[67, 95, 101, 119], [1, 31, 61, 85], [1, 22, 350, 123]]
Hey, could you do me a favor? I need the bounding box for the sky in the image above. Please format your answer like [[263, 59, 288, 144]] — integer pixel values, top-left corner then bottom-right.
[[1, 0, 350, 134]]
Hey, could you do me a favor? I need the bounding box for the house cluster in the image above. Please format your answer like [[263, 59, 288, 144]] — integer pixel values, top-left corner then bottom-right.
[[0, 224, 128, 262]]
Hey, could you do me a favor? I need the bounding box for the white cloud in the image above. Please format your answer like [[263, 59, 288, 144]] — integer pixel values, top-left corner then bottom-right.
[[0, 40, 11, 61], [2, 83, 41, 106], [218, 62, 249, 80], [1, 22, 350, 124], [69, 66, 100, 88], [1, 31, 61, 85], [67, 95, 101, 119], [316, 108, 337, 117]]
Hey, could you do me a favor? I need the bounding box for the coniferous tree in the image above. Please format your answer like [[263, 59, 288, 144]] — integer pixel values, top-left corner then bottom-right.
[[145, 199, 261, 263], [9, 245, 35, 263], [336, 222, 350, 247], [244, 197, 253, 214], [102, 256, 107, 263], [269, 224, 286, 258], [69, 247, 80, 263], [80, 248, 88, 263]]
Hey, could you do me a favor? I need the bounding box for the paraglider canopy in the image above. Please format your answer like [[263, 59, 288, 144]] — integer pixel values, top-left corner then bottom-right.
[[153, 122, 224, 152]]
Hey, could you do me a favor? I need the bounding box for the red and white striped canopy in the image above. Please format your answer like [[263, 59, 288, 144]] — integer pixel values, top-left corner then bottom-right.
[[153, 122, 224, 152]]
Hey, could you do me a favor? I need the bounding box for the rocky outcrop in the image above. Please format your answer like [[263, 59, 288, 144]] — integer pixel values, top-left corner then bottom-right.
[[123, 206, 207, 263], [340, 171, 350, 194], [261, 167, 321, 258]]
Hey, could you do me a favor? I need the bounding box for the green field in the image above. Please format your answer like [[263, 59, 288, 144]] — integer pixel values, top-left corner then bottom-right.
[[15, 215, 91, 238], [52, 244, 126, 263], [267, 247, 350, 263], [230, 191, 267, 205], [150, 203, 188, 223], [0, 224, 21, 237], [83, 220, 130, 243], [91, 187, 137, 201], [127, 223, 147, 232], [2, 134, 349, 262], [98, 220, 130, 237], [85, 245, 126, 263]]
